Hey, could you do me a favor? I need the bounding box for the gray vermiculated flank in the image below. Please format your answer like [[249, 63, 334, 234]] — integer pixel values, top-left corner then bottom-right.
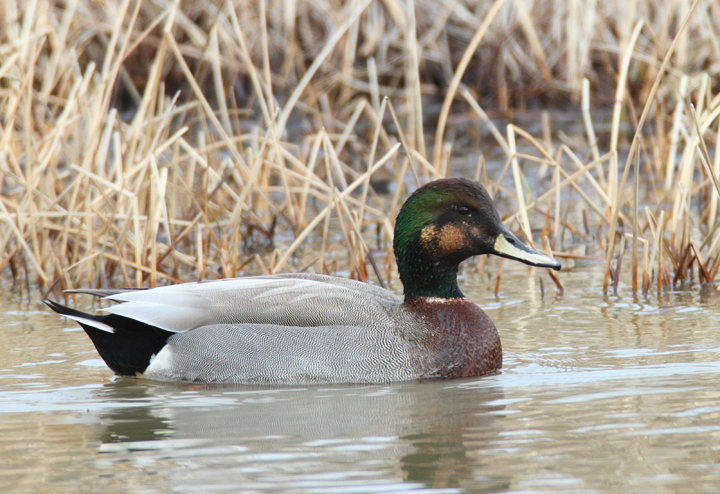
[[102, 274, 426, 384], [154, 321, 416, 384]]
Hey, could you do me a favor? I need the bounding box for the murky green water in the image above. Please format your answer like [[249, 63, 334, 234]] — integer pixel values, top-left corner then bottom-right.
[[3, 264, 720, 493]]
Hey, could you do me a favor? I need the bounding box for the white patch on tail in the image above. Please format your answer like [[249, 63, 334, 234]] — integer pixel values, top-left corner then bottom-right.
[[143, 346, 174, 379], [66, 315, 115, 333]]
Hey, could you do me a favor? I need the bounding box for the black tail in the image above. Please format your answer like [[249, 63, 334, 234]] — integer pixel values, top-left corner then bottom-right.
[[45, 300, 174, 377]]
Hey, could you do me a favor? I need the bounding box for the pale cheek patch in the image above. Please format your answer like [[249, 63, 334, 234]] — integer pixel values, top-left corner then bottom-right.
[[421, 223, 473, 255], [437, 223, 467, 255], [420, 224, 439, 244]]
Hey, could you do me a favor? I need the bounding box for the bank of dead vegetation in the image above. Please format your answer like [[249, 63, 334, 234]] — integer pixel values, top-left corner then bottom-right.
[[1, 0, 719, 299]]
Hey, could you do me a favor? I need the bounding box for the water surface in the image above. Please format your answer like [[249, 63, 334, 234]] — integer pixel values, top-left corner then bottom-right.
[[2, 265, 720, 493]]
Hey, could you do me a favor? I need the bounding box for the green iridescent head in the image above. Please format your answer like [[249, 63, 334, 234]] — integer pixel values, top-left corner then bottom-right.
[[393, 178, 561, 300]]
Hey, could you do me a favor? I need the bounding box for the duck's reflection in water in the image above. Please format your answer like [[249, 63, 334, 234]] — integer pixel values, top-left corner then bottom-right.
[[96, 377, 509, 492]]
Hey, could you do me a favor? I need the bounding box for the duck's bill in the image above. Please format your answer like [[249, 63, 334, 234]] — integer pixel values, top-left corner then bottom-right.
[[491, 229, 561, 271]]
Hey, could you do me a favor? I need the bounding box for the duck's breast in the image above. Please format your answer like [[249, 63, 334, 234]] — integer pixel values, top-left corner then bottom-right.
[[400, 297, 502, 379]]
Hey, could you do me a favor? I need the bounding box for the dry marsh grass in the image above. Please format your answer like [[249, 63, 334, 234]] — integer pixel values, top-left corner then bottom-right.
[[1, 0, 719, 299]]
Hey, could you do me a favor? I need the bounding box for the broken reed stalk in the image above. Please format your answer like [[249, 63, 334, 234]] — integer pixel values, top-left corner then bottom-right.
[[581, 78, 602, 184], [507, 125, 533, 244], [632, 145, 639, 293]]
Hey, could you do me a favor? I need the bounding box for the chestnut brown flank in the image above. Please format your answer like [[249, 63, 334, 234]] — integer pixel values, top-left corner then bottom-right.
[[403, 297, 502, 379]]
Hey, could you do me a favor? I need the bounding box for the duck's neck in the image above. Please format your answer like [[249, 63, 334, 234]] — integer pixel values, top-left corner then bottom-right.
[[397, 249, 464, 300]]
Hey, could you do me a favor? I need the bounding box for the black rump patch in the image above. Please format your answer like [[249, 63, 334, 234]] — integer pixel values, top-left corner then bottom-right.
[[45, 300, 174, 377]]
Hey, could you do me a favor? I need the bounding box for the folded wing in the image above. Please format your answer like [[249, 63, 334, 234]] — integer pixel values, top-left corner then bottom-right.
[[80, 273, 402, 333]]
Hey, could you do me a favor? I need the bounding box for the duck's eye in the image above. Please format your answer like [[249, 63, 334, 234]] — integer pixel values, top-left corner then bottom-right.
[[458, 206, 470, 215]]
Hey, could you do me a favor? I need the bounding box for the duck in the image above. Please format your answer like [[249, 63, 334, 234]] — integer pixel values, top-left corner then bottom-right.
[[46, 177, 561, 384]]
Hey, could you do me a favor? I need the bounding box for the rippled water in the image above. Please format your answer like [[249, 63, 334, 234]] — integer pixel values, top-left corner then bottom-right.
[[3, 264, 720, 493]]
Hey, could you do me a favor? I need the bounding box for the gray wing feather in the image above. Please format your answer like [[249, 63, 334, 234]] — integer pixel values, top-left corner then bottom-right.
[[97, 273, 403, 333]]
